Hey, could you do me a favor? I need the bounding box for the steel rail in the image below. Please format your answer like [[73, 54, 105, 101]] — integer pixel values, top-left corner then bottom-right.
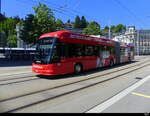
[[0, 59, 149, 87]]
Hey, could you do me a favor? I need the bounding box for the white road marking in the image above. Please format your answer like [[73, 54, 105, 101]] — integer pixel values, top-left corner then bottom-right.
[[86, 75, 150, 113]]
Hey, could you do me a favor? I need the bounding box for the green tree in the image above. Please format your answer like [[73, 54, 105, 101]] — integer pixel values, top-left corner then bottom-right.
[[110, 25, 116, 33], [7, 33, 17, 47], [20, 3, 56, 44], [115, 24, 126, 33], [0, 18, 18, 47], [33, 3, 56, 36], [73, 15, 81, 28], [56, 19, 64, 31], [20, 14, 36, 44], [0, 13, 6, 22], [14, 15, 22, 23], [67, 19, 71, 24], [80, 16, 87, 28], [83, 21, 101, 35], [73, 16, 88, 28], [102, 26, 109, 34]]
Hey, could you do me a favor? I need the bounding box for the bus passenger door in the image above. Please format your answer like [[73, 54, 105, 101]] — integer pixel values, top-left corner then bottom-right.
[[96, 48, 102, 68], [101, 46, 110, 66], [60, 43, 74, 74]]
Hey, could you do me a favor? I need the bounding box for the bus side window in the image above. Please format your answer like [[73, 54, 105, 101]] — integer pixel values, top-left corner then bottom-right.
[[121, 48, 125, 56], [51, 44, 61, 63], [110, 47, 115, 55], [85, 45, 94, 56], [94, 46, 99, 56], [60, 43, 67, 58], [75, 44, 84, 57], [67, 44, 76, 58]]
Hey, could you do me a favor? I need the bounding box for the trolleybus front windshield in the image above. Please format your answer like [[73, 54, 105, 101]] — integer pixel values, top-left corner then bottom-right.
[[34, 37, 57, 64]]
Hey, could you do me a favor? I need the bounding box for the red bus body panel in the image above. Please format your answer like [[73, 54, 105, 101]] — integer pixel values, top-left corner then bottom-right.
[[32, 31, 134, 76], [32, 56, 98, 76]]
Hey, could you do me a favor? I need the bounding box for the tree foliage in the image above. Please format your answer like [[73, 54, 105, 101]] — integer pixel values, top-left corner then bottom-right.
[[33, 3, 56, 37], [73, 16, 81, 28], [20, 3, 56, 44], [73, 15, 88, 29], [80, 16, 87, 28], [101, 24, 126, 35], [0, 13, 6, 22], [20, 14, 36, 44], [67, 19, 71, 24], [102, 26, 109, 33], [0, 17, 18, 47], [110, 25, 116, 33], [56, 19, 65, 31], [83, 21, 101, 35], [7, 34, 17, 47], [115, 24, 126, 33]]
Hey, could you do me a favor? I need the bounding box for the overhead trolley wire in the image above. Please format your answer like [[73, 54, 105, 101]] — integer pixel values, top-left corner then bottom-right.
[[113, 0, 146, 29], [38, 0, 103, 23], [16, 0, 103, 25], [40, 0, 76, 18], [17, 0, 75, 19]]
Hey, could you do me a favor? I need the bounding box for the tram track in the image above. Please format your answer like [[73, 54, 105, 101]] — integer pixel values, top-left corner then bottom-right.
[[1, 59, 150, 113], [0, 77, 40, 86], [0, 73, 37, 86], [0, 71, 32, 77], [0, 73, 35, 81], [0, 58, 149, 87], [0, 57, 149, 86]]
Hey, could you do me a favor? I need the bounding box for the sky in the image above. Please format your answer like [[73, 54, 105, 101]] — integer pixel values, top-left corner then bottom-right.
[[2, 0, 150, 29]]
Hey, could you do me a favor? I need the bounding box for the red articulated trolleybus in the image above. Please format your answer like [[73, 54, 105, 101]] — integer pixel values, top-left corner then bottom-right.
[[32, 31, 134, 76]]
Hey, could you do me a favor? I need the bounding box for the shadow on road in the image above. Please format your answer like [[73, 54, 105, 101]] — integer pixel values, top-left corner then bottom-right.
[[0, 59, 32, 67], [37, 60, 138, 80]]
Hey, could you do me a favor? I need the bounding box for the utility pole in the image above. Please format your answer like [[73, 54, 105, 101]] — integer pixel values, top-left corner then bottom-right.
[[137, 30, 140, 56], [109, 26, 111, 40], [108, 19, 111, 39]]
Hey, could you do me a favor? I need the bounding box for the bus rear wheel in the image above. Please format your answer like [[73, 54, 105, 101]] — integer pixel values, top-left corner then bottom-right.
[[74, 64, 82, 74]]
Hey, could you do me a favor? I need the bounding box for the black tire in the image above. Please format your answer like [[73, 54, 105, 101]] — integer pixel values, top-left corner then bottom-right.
[[74, 64, 82, 74]]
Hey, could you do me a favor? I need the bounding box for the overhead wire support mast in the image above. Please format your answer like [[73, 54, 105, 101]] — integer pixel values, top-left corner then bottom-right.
[[108, 19, 111, 40], [0, 0, 1, 14]]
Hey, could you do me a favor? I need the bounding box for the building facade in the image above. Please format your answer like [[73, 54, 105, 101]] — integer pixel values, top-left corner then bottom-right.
[[112, 26, 150, 55], [135, 30, 150, 55], [112, 26, 136, 45]]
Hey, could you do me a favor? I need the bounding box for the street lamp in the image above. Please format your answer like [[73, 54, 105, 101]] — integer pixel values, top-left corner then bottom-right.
[[108, 19, 111, 40]]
